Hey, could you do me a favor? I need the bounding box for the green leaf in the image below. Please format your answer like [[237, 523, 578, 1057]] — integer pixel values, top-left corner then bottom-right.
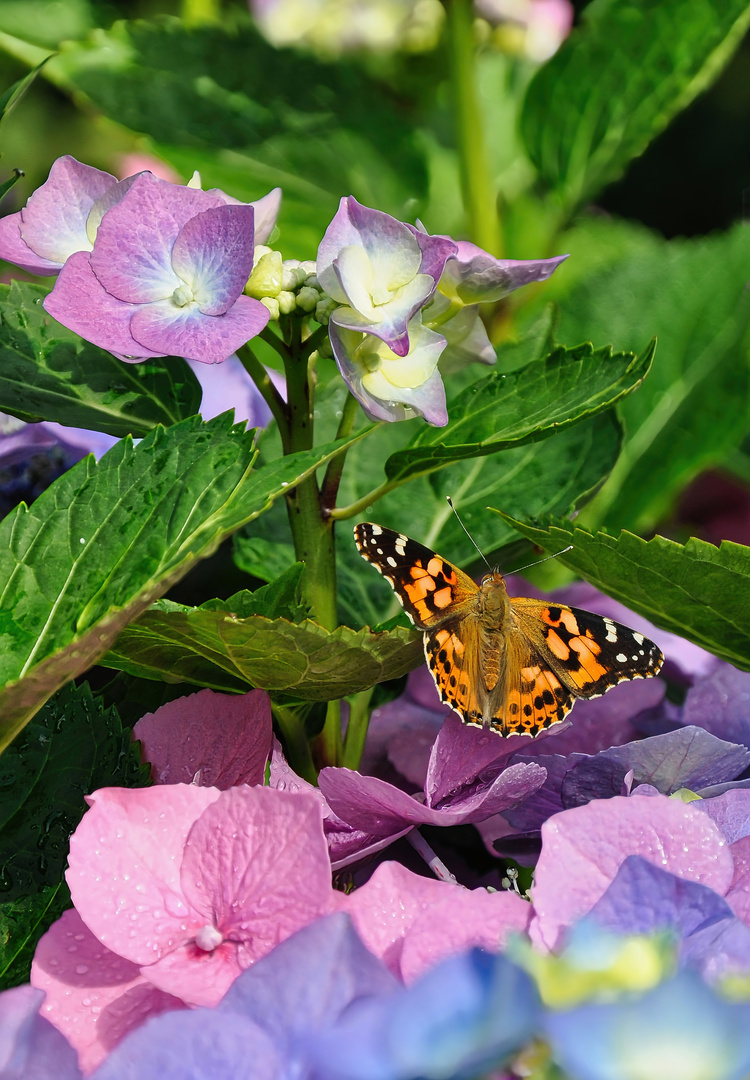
[[0, 0, 93, 50], [497, 514, 750, 671], [201, 563, 310, 623], [384, 340, 654, 484], [0, 884, 70, 989], [0, 414, 369, 749], [336, 411, 623, 628], [0, 682, 147, 901], [0, 680, 147, 986], [553, 221, 750, 532], [102, 604, 422, 699], [53, 18, 427, 256], [0, 281, 202, 436], [522, 0, 750, 211]]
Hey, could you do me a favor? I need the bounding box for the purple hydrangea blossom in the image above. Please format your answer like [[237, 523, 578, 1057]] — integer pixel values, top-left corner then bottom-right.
[[0, 984, 82, 1080], [44, 174, 270, 364]]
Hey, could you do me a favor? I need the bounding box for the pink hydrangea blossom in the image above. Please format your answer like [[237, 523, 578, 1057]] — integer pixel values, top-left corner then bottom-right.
[[44, 173, 270, 364], [32, 784, 338, 1069]]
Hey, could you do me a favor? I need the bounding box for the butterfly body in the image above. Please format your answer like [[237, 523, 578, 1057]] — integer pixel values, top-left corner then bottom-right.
[[354, 523, 664, 738]]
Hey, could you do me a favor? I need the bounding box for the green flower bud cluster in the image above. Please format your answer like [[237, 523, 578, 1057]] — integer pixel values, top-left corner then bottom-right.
[[245, 248, 323, 321]]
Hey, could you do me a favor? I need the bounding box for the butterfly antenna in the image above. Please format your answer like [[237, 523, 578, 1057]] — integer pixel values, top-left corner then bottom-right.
[[446, 497, 492, 571], [513, 546, 574, 574]]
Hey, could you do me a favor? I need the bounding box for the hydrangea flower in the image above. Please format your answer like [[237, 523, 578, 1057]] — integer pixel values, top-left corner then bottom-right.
[[318, 196, 457, 357], [32, 784, 339, 1068], [249, 0, 445, 54], [0, 155, 280, 278], [0, 984, 82, 1080], [44, 173, 271, 364]]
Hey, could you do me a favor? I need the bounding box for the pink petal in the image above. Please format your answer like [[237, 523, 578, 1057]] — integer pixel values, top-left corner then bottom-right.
[[129, 294, 269, 363], [529, 794, 734, 950], [171, 204, 256, 315], [181, 787, 334, 960], [20, 156, 116, 265], [343, 861, 456, 976], [0, 211, 61, 275], [134, 688, 273, 788], [90, 173, 224, 304], [43, 252, 163, 360], [31, 909, 185, 1075], [726, 836, 750, 925], [142, 939, 243, 1008], [67, 785, 221, 965], [400, 889, 532, 984]]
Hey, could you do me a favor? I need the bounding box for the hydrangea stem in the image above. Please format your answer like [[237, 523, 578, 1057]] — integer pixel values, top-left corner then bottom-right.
[[342, 686, 375, 770], [445, 0, 503, 256]]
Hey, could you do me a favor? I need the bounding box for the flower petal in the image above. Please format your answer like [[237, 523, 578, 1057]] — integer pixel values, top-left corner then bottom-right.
[[43, 251, 164, 361], [66, 785, 221, 965], [19, 156, 116, 265], [142, 940, 243, 1008], [442, 246, 569, 305], [134, 688, 273, 788], [90, 173, 224, 304], [0, 211, 62, 275], [129, 294, 269, 364], [171, 204, 256, 314], [180, 787, 334, 960], [31, 908, 185, 1075]]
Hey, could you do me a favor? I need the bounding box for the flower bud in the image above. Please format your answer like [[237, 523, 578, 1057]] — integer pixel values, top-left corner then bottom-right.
[[260, 296, 280, 320], [246, 250, 283, 299], [296, 286, 320, 313], [277, 290, 296, 314]]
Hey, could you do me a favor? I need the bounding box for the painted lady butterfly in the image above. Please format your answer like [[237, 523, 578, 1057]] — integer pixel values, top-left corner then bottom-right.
[[354, 523, 664, 737]]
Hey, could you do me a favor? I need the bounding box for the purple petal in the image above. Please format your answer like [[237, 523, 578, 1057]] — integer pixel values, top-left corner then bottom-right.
[[43, 251, 163, 361], [412, 227, 459, 287], [561, 727, 750, 808], [219, 913, 397, 1042], [0, 211, 62, 275], [91, 1008, 283, 1080], [0, 984, 81, 1080], [171, 204, 256, 315], [134, 688, 273, 788], [443, 247, 569, 305], [186, 355, 272, 426], [90, 173, 224, 304], [696, 790, 750, 843], [426, 712, 541, 808], [129, 294, 269, 364], [501, 753, 571, 832], [19, 156, 115, 266], [681, 664, 750, 750]]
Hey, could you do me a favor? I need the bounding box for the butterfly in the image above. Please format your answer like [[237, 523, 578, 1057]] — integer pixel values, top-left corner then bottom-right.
[[354, 523, 664, 737]]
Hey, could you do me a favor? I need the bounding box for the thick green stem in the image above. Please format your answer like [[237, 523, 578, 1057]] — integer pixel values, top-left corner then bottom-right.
[[445, 0, 502, 256]]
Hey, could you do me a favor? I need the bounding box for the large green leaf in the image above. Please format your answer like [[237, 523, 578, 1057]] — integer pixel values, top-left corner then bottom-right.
[[0, 680, 147, 987], [52, 17, 427, 254], [0, 414, 370, 749], [384, 340, 653, 484], [498, 514, 750, 671], [0, 281, 202, 436], [552, 222, 750, 532], [102, 602, 422, 699], [522, 0, 750, 211], [335, 411, 623, 628]]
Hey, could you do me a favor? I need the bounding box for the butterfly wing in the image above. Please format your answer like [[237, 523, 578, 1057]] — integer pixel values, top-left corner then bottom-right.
[[354, 523, 478, 629], [510, 598, 664, 699]]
